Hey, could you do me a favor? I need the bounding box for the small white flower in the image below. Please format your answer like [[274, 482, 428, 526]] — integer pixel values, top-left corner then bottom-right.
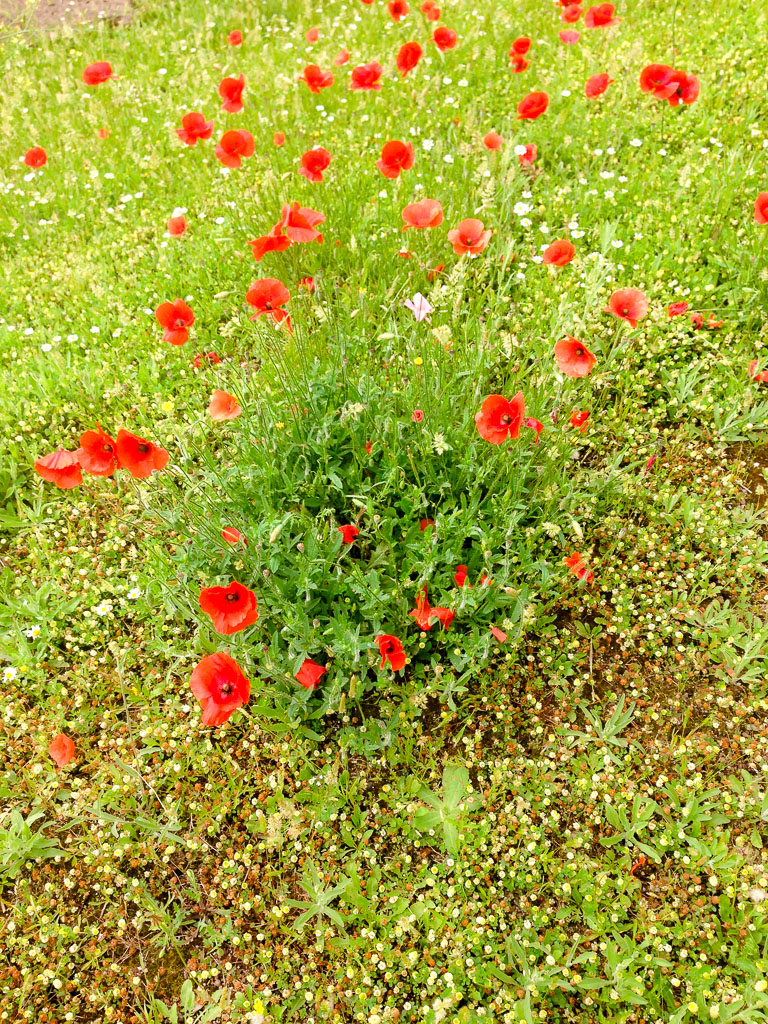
[[127, 588, 141, 600], [514, 144, 527, 156], [629, 138, 642, 147], [94, 603, 110, 616], [422, 139, 435, 151], [25, 626, 41, 639], [3, 667, 18, 682]]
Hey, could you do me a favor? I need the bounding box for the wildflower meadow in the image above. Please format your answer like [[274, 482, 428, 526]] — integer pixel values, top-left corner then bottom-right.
[[2, 0, 768, 1021]]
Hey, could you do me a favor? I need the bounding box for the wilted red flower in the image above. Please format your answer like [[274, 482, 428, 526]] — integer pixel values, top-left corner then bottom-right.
[[554, 336, 596, 377], [421, 0, 440, 20], [561, 5, 582, 23], [560, 29, 580, 42], [305, 26, 319, 43], [24, 147, 47, 168], [34, 450, 82, 489], [338, 525, 359, 543], [420, 518, 435, 530], [749, 359, 768, 383], [585, 72, 613, 98], [209, 390, 242, 421], [82, 61, 114, 85], [509, 54, 529, 73], [76, 425, 120, 476], [246, 278, 291, 325], [483, 131, 504, 150], [427, 262, 444, 279], [299, 276, 315, 292], [199, 581, 259, 634], [228, 30, 243, 45], [389, 0, 409, 20], [222, 526, 248, 545], [542, 239, 575, 266], [667, 300, 688, 317], [167, 214, 187, 236], [350, 62, 383, 91], [98, 127, 110, 138], [219, 74, 245, 113], [475, 393, 525, 443], [299, 147, 331, 182], [335, 49, 351, 66], [377, 634, 406, 671], [524, 417, 544, 443], [215, 129, 255, 167], [189, 652, 250, 726], [564, 551, 594, 583], [518, 143, 537, 165], [454, 564, 470, 588], [177, 112, 214, 146], [296, 659, 326, 690], [511, 36, 531, 55], [194, 351, 221, 368], [299, 64, 334, 92], [447, 218, 491, 254], [402, 198, 444, 229], [606, 288, 648, 328], [377, 140, 415, 178], [49, 734, 76, 767], [584, 3, 619, 27], [409, 587, 454, 631], [517, 91, 549, 120], [249, 230, 291, 262], [432, 27, 457, 50], [754, 193, 768, 224], [569, 409, 590, 432], [490, 626, 507, 643], [115, 430, 170, 478], [155, 298, 195, 346], [397, 41, 423, 77]]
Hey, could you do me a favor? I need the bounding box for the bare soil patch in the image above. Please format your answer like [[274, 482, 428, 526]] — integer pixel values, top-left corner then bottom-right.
[[0, 0, 130, 30]]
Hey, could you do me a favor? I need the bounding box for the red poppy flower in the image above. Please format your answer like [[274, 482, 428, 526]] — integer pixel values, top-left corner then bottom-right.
[[668, 72, 699, 106], [350, 62, 383, 91], [605, 288, 648, 328], [419, 518, 435, 530], [246, 278, 291, 325], [447, 218, 491, 255], [276, 202, 326, 243], [209, 390, 242, 421], [377, 140, 415, 178], [483, 131, 504, 150], [584, 3, 619, 27], [155, 298, 195, 346], [569, 409, 590, 433], [300, 64, 335, 92], [299, 147, 331, 182], [335, 49, 351, 66], [76, 425, 120, 476], [542, 239, 575, 266], [561, 5, 582, 22], [189, 652, 251, 726], [421, 0, 440, 20], [667, 300, 688, 317], [219, 74, 245, 113], [49, 733, 76, 767], [98, 127, 110, 138], [194, 351, 221, 368], [24, 147, 47, 168], [296, 659, 326, 690], [377, 634, 406, 671], [167, 214, 187, 236], [564, 551, 593, 583], [389, 0, 409, 20], [554, 336, 597, 377], [176, 112, 214, 146], [305, 26, 319, 43], [639, 64, 679, 100], [749, 360, 768, 384], [475, 393, 525, 443], [432, 27, 457, 50], [754, 194, 768, 224], [524, 417, 544, 443], [215, 129, 255, 167], [427, 262, 445, 279], [338, 525, 359, 543], [509, 55, 529, 73], [199, 580, 259, 634], [228, 30, 243, 45], [409, 587, 454, 631], [490, 626, 507, 643], [585, 72, 613, 98], [34, 450, 82, 489], [248, 230, 292, 261], [517, 91, 549, 120], [511, 36, 531, 55], [272, 132, 286, 147], [411, 408, 424, 422], [401, 198, 443, 230], [222, 526, 248, 545], [397, 41, 423, 77], [299, 276, 315, 292], [518, 143, 537, 165], [454, 564, 470, 587], [560, 29, 580, 42], [115, 430, 169, 478], [82, 61, 114, 85]]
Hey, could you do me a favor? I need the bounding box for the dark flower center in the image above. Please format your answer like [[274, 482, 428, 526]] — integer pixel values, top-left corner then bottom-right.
[[575, 347, 585, 357], [218, 682, 233, 697], [102, 444, 113, 453], [137, 443, 149, 454], [226, 592, 240, 602], [500, 414, 512, 425]]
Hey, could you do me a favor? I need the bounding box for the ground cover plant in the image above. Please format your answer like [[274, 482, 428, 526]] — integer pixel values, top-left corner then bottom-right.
[[2, 0, 768, 1021]]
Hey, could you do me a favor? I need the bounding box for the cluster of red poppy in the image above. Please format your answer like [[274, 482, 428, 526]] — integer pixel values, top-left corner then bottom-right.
[[639, 64, 700, 106], [35, 427, 169, 489]]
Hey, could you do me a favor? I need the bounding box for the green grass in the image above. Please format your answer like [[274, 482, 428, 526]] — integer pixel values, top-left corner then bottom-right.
[[2, 0, 768, 1022]]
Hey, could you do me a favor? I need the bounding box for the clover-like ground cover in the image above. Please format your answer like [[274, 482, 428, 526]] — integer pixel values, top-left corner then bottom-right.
[[2, 1, 768, 1022]]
